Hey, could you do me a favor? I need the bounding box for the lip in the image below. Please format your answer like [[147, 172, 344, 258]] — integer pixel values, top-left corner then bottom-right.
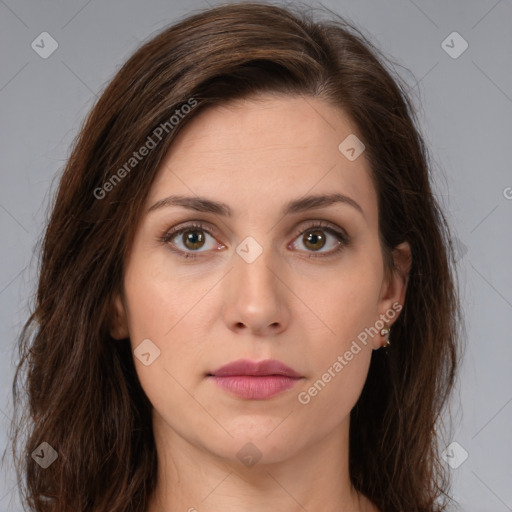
[[207, 359, 303, 400], [210, 358, 302, 378]]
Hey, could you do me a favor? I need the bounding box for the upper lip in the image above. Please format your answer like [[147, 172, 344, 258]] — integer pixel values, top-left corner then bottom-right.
[[209, 359, 303, 378]]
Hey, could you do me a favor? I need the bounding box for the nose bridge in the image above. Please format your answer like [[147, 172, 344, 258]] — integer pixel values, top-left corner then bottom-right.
[[222, 232, 288, 332], [233, 233, 279, 298]]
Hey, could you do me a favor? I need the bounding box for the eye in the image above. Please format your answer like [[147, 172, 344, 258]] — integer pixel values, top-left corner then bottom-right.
[[289, 221, 349, 259], [160, 222, 222, 258], [160, 220, 350, 260]]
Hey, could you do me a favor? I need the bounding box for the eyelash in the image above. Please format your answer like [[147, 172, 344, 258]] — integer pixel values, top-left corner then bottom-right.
[[159, 220, 350, 260]]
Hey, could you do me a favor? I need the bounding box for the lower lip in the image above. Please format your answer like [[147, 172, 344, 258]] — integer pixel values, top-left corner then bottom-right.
[[209, 375, 302, 399]]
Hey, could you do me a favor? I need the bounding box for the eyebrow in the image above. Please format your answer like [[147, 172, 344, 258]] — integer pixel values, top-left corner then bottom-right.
[[147, 192, 365, 219]]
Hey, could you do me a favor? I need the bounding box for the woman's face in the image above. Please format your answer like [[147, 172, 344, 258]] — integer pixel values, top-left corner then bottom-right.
[[112, 94, 409, 466]]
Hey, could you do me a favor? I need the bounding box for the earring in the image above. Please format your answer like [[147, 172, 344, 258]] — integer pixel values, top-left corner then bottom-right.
[[380, 323, 391, 347]]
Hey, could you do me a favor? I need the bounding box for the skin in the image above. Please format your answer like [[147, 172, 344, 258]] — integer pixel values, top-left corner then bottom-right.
[[110, 94, 411, 512]]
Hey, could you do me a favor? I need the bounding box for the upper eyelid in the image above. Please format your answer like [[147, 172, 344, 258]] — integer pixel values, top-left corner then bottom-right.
[[165, 219, 347, 237]]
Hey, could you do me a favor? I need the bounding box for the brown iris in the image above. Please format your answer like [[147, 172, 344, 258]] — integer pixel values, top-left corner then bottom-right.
[[182, 229, 206, 250], [303, 230, 326, 251]]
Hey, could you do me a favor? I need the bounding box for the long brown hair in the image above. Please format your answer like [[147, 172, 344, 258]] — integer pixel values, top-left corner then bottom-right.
[[8, 2, 462, 511]]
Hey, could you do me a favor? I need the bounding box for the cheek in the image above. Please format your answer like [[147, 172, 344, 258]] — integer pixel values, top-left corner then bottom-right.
[[122, 249, 222, 397], [122, 256, 211, 426], [296, 286, 376, 426], [299, 252, 383, 346], [123, 247, 210, 340], [294, 336, 373, 445], [292, 253, 382, 412]]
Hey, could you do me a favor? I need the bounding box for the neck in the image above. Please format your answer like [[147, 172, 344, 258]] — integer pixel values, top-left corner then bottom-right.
[[145, 410, 378, 512]]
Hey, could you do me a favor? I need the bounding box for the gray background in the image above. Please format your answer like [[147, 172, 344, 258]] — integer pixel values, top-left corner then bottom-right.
[[0, 0, 511, 510]]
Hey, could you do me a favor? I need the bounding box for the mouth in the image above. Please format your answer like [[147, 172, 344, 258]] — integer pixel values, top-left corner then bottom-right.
[[207, 359, 304, 400]]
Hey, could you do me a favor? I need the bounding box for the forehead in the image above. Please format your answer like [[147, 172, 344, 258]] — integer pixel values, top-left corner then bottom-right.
[[146, 94, 378, 224]]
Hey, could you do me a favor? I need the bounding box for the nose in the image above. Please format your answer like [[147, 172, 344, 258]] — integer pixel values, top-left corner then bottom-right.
[[221, 240, 290, 336]]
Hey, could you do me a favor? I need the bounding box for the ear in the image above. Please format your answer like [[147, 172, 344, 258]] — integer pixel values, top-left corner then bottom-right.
[[109, 292, 130, 340], [373, 241, 412, 348]]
